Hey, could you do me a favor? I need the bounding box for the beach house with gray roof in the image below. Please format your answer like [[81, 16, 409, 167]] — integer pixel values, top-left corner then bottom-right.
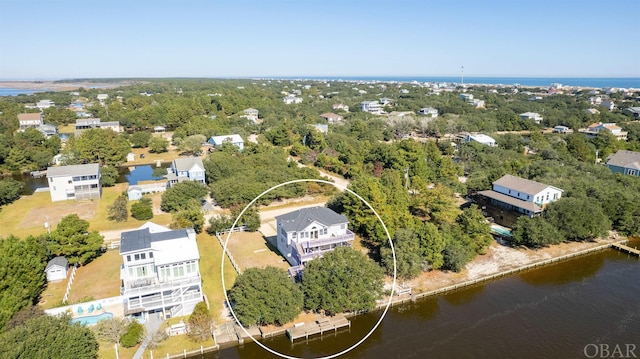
[[606, 150, 640, 177], [166, 157, 205, 187], [275, 207, 354, 274], [120, 222, 202, 318], [478, 175, 563, 218]]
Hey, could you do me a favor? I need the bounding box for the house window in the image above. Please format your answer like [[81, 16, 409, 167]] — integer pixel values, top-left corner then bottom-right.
[[527, 195, 530, 200], [508, 190, 511, 194], [292, 232, 297, 239], [141, 253, 146, 260], [149, 252, 153, 258], [629, 170, 637, 176], [546, 194, 549, 200], [340, 224, 346, 230], [134, 254, 140, 261], [173, 266, 185, 277], [553, 193, 558, 200], [68, 180, 73, 184], [127, 255, 131, 262], [136, 266, 148, 277]]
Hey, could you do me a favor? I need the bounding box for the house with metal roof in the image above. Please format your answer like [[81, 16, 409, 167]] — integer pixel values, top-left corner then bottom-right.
[[606, 150, 640, 177], [478, 175, 563, 218], [275, 207, 354, 275], [46, 163, 101, 202], [119, 222, 202, 318], [462, 132, 497, 147], [165, 156, 206, 187], [18, 112, 43, 131]]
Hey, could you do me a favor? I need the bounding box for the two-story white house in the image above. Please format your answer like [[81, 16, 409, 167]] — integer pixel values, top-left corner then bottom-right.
[[360, 101, 384, 115], [75, 118, 121, 135], [519, 112, 544, 124], [275, 207, 355, 276], [166, 157, 206, 187], [18, 113, 43, 131], [581, 122, 628, 141], [478, 175, 563, 217], [120, 222, 202, 318], [46, 163, 102, 202], [283, 94, 303, 104], [208, 134, 244, 151]]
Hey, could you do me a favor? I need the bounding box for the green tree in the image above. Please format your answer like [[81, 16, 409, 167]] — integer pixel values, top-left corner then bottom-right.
[[545, 197, 611, 241], [120, 320, 144, 348], [229, 266, 304, 326], [171, 201, 205, 233], [94, 317, 129, 348], [149, 136, 169, 153], [131, 197, 153, 220], [231, 205, 261, 232], [0, 313, 99, 358], [107, 196, 128, 222], [187, 302, 213, 342], [68, 128, 131, 165], [206, 214, 234, 234], [178, 134, 206, 155], [48, 214, 104, 265], [380, 228, 423, 280], [511, 216, 563, 248], [129, 131, 152, 148], [161, 181, 209, 213], [0, 178, 23, 207], [302, 247, 384, 315], [0, 236, 48, 330], [441, 240, 473, 273]]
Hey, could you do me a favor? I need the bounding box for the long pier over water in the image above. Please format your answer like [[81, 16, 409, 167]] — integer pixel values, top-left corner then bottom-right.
[[611, 242, 640, 257]]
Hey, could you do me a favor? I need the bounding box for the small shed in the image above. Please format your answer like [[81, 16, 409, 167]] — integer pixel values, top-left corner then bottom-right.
[[127, 186, 143, 201], [126, 153, 136, 162], [154, 126, 166, 133], [45, 256, 69, 282]]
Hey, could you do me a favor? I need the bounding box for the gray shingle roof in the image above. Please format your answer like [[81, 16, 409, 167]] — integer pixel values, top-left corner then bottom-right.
[[173, 157, 204, 172], [46, 256, 68, 270], [493, 175, 560, 195], [276, 206, 347, 232], [606, 150, 640, 169], [47, 163, 100, 178], [119, 228, 190, 253]]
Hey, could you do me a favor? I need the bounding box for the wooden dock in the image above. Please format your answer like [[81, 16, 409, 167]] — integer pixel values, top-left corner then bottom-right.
[[611, 243, 640, 257], [286, 315, 351, 342]]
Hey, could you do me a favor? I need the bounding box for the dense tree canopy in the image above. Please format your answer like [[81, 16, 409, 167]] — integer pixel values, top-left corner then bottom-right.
[[160, 181, 209, 213], [64, 128, 130, 166], [48, 214, 104, 265], [229, 266, 304, 326], [302, 247, 384, 315], [0, 313, 99, 359]]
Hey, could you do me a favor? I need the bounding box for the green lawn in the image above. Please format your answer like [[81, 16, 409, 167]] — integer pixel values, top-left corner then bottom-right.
[[197, 233, 238, 324]]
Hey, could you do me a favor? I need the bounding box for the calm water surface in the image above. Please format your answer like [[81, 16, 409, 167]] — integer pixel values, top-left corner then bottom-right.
[[209, 243, 640, 359]]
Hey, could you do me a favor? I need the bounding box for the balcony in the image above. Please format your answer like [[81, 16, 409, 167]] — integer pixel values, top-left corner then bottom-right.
[[126, 290, 202, 312], [297, 230, 355, 263], [122, 276, 201, 297]]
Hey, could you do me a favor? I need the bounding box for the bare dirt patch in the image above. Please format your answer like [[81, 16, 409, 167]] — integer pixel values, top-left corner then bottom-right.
[[19, 201, 96, 229]]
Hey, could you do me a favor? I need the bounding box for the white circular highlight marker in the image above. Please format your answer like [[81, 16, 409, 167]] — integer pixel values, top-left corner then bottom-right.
[[220, 179, 396, 359]]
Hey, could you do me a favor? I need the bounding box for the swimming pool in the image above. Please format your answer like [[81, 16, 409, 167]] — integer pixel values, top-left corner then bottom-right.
[[71, 312, 113, 326], [491, 224, 512, 237]]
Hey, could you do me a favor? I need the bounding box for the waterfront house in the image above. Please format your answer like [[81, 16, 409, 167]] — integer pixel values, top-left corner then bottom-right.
[[580, 122, 627, 141], [605, 150, 640, 177], [418, 107, 438, 117], [45, 256, 69, 282], [460, 132, 497, 147], [478, 175, 563, 218], [319, 112, 343, 124], [120, 222, 202, 318], [275, 207, 355, 273], [18, 113, 43, 131], [166, 157, 206, 187], [519, 112, 543, 124], [208, 134, 244, 151], [47, 163, 102, 202], [360, 101, 384, 115]]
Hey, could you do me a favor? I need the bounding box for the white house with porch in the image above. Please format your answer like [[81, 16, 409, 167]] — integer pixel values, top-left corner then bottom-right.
[[46, 163, 102, 202], [119, 222, 202, 318], [478, 175, 563, 217], [275, 207, 354, 276], [166, 157, 206, 187]]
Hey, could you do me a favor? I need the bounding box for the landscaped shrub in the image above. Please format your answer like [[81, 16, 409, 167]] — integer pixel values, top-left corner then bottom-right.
[[120, 321, 144, 348]]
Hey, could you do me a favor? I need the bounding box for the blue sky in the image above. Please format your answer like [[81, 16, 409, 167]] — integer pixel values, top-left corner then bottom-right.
[[1, 0, 638, 79]]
